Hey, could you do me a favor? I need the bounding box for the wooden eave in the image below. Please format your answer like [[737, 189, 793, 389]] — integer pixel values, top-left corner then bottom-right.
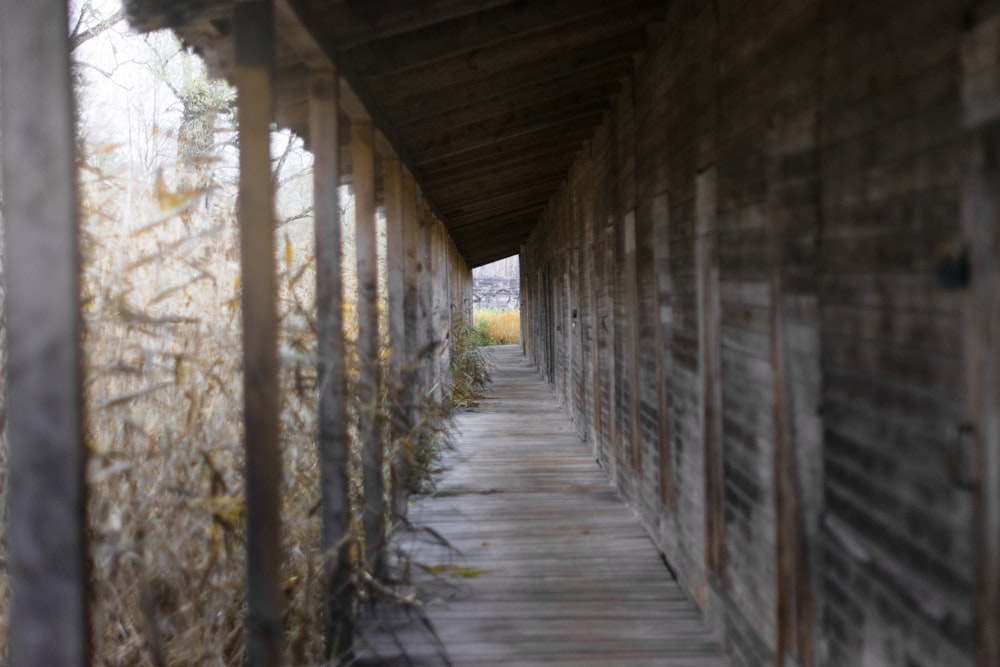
[[125, 0, 661, 267]]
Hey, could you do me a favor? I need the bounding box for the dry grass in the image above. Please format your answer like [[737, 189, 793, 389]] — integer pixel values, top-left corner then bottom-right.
[[473, 309, 521, 345], [0, 137, 459, 665]]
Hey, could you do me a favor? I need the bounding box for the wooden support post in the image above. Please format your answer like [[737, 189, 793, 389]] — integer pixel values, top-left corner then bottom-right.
[[696, 167, 725, 580], [309, 69, 354, 659], [401, 176, 420, 504], [383, 157, 408, 523], [437, 221, 452, 399], [623, 210, 642, 471], [770, 274, 816, 667], [428, 219, 443, 402], [418, 209, 437, 399], [651, 193, 676, 509], [1, 2, 88, 664], [962, 21, 1000, 665], [234, 2, 283, 664], [352, 119, 386, 579]]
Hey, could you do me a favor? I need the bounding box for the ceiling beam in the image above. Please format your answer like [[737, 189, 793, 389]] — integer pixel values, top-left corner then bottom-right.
[[422, 144, 581, 186], [420, 127, 594, 172], [299, 0, 524, 49], [414, 109, 605, 164], [340, 0, 645, 74], [366, 28, 646, 104], [426, 151, 575, 192], [404, 82, 618, 142], [438, 177, 565, 216], [386, 58, 632, 124]]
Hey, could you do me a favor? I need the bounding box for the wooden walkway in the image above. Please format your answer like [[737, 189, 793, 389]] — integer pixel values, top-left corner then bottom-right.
[[357, 345, 732, 666]]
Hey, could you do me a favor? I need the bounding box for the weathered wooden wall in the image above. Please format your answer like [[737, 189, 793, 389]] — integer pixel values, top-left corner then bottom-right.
[[521, 1, 990, 665]]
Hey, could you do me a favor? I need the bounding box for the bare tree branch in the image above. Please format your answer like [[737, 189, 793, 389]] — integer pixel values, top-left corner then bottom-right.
[[71, 8, 126, 52]]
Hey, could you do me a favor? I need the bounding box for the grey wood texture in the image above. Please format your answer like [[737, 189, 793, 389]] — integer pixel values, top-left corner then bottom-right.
[[310, 69, 355, 658], [1, 1, 89, 663], [353, 119, 387, 580], [357, 346, 733, 666], [234, 3, 284, 664]]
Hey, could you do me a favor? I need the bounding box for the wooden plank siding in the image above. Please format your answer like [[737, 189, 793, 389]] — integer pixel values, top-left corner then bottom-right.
[[520, 1, 984, 666]]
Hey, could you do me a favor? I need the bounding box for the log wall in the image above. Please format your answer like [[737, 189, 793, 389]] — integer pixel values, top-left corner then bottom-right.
[[521, 1, 991, 665]]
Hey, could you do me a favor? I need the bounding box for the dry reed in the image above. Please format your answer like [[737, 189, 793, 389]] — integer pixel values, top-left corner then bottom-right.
[[473, 309, 521, 345]]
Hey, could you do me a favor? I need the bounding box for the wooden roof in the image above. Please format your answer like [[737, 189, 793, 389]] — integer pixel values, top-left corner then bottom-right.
[[126, 0, 660, 267]]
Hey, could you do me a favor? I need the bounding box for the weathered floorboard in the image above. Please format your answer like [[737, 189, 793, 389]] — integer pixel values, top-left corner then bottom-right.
[[357, 346, 733, 666]]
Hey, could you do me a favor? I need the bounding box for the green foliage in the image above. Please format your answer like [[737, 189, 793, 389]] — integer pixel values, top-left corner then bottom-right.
[[448, 320, 495, 409]]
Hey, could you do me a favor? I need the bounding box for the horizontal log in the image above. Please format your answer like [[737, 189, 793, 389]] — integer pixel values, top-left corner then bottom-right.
[[421, 127, 594, 174], [341, 0, 651, 75], [405, 82, 618, 143], [389, 59, 631, 124], [424, 150, 578, 191], [368, 34, 641, 107], [415, 111, 605, 164]]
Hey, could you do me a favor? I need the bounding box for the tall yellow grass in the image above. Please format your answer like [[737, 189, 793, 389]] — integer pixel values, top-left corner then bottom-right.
[[474, 309, 521, 345]]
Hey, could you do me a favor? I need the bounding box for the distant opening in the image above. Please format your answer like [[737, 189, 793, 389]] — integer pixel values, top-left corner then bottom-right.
[[472, 255, 521, 345]]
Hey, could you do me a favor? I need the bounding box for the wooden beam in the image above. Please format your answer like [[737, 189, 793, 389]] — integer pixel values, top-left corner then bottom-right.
[[623, 211, 642, 471], [447, 201, 549, 229], [234, 3, 283, 665], [404, 82, 620, 144], [651, 194, 676, 510], [402, 175, 421, 505], [418, 141, 583, 187], [418, 209, 438, 400], [1, 1, 88, 664], [352, 119, 386, 579], [962, 59, 1000, 666], [390, 59, 631, 125], [427, 155, 575, 194], [418, 114, 603, 165], [411, 106, 606, 162], [370, 32, 642, 107], [309, 69, 355, 660], [341, 0, 649, 76], [696, 167, 725, 580], [314, 0, 524, 49], [421, 128, 593, 175], [438, 179, 563, 218], [383, 157, 409, 523], [770, 273, 816, 667], [367, 17, 647, 101]]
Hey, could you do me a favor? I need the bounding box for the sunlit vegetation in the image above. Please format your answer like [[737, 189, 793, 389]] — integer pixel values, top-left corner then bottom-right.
[[473, 309, 521, 345], [0, 2, 487, 663]]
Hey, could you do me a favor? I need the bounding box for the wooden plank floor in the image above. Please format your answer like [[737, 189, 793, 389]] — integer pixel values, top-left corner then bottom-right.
[[356, 345, 732, 666]]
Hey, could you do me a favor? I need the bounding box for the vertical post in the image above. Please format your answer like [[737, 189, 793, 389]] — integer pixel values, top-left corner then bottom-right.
[[652, 193, 676, 509], [309, 70, 354, 659], [418, 209, 437, 399], [962, 21, 1000, 666], [235, 3, 283, 664], [383, 157, 408, 522], [351, 119, 385, 579], [770, 274, 816, 667], [1, 2, 88, 664], [697, 166, 725, 580], [428, 218, 442, 401], [400, 175, 420, 512], [623, 210, 642, 471]]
